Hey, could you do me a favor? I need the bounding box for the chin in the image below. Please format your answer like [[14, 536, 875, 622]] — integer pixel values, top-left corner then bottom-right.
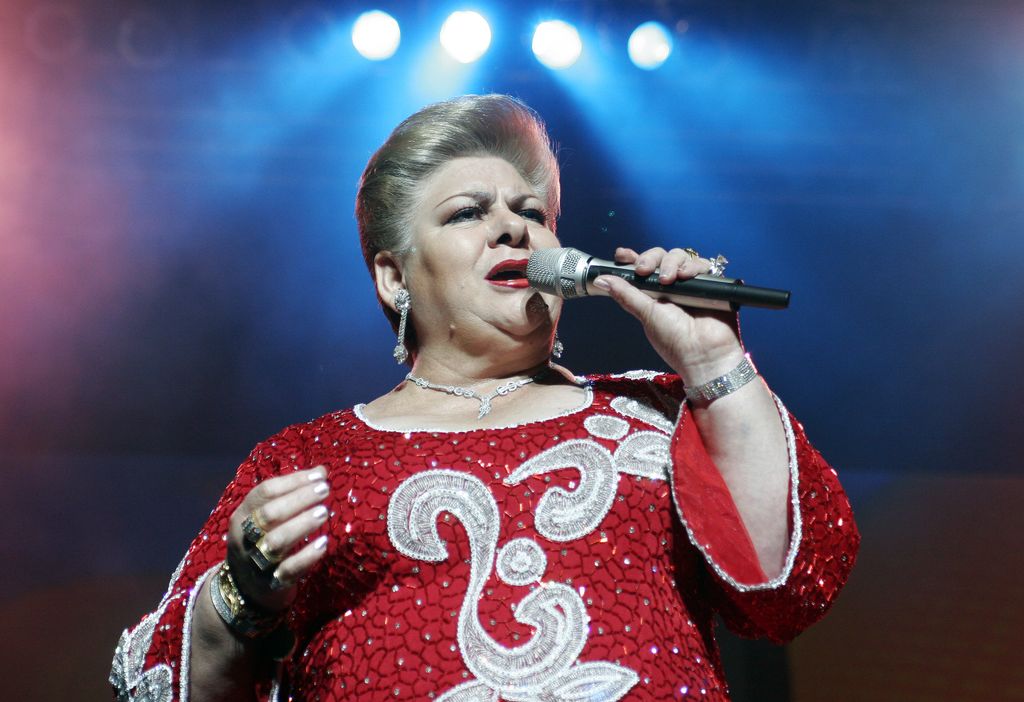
[[478, 292, 557, 341], [492, 312, 553, 341]]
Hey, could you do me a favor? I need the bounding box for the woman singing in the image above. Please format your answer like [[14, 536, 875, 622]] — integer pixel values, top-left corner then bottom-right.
[[112, 94, 859, 702]]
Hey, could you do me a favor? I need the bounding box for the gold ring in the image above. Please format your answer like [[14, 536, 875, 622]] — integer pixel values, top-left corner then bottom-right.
[[683, 247, 701, 260], [250, 536, 281, 572]]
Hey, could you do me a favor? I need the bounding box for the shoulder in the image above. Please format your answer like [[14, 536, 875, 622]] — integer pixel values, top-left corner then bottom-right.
[[584, 369, 685, 400], [246, 407, 369, 465], [576, 370, 685, 433]]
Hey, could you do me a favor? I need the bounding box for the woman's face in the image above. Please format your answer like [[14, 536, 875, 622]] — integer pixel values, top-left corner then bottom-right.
[[399, 155, 562, 354]]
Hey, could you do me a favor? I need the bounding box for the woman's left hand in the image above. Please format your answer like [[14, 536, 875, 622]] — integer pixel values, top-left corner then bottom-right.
[[594, 246, 746, 385]]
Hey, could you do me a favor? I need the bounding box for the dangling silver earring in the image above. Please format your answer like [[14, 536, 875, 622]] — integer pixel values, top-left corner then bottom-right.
[[552, 332, 564, 359], [392, 288, 411, 364]]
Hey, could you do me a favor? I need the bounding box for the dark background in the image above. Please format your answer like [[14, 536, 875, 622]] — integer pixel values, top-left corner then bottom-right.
[[1, 1, 1022, 699]]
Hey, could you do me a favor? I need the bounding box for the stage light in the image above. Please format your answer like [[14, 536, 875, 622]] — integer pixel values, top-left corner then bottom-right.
[[351, 10, 400, 60], [628, 21, 672, 70], [532, 20, 582, 69], [439, 11, 491, 64]]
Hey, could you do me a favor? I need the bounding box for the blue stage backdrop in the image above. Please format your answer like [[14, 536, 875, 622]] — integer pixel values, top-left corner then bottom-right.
[[1, 1, 1022, 700]]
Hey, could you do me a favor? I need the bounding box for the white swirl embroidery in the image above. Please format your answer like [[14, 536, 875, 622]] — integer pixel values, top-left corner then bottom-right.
[[505, 440, 620, 542], [609, 369, 662, 381], [613, 430, 671, 481], [438, 680, 499, 701], [609, 395, 675, 434], [110, 599, 174, 702], [388, 469, 637, 702], [496, 538, 548, 586], [538, 661, 642, 701], [583, 415, 629, 440], [501, 395, 676, 547]]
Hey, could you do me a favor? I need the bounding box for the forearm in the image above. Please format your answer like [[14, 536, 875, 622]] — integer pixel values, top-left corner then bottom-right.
[[684, 354, 790, 578], [590, 258, 793, 578], [188, 578, 259, 702]]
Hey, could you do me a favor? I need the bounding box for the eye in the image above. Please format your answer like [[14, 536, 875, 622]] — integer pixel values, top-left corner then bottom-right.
[[446, 206, 483, 224], [519, 208, 547, 224]]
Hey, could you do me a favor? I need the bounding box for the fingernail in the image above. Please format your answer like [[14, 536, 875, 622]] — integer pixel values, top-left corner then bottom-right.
[[592, 277, 610, 291], [312, 505, 328, 520], [313, 535, 328, 550], [307, 466, 326, 480], [313, 481, 329, 495]]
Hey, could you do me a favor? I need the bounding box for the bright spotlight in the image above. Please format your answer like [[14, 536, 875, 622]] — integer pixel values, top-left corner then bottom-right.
[[351, 10, 400, 60], [439, 11, 491, 64], [628, 21, 672, 70], [532, 20, 582, 69]]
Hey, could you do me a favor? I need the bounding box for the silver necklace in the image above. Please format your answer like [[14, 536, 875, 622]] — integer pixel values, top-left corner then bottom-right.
[[404, 368, 548, 419]]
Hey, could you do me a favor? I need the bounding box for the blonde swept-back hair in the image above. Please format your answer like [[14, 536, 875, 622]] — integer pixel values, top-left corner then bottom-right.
[[355, 94, 561, 340]]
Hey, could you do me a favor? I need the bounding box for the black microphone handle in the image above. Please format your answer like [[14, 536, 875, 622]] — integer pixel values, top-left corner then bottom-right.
[[585, 260, 790, 310]]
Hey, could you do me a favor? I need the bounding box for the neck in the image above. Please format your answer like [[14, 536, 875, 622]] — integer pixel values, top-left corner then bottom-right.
[[409, 343, 551, 386]]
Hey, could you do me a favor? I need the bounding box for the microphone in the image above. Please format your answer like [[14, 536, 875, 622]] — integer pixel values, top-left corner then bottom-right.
[[526, 247, 790, 311]]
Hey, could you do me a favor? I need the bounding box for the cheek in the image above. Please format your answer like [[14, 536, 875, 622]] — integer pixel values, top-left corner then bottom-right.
[[425, 257, 477, 296], [413, 236, 477, 283], [531, 223, 560, 246], [548, 295, 563, 321]]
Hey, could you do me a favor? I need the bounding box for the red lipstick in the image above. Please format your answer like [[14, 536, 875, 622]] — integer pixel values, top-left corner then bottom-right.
[[485, 259, 530, 288]]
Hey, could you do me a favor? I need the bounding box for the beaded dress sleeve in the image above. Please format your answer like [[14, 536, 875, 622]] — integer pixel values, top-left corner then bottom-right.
[[110, 423, 315, 702], [651, 373, 861, 643]]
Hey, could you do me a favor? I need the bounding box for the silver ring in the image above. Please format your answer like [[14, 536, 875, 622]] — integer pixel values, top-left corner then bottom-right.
[[707, 254, 728, 277], [241, 514, 264, 546]]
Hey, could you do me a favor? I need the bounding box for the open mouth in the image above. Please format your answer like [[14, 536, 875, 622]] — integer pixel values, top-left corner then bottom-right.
[[486, 259, 530, 288]]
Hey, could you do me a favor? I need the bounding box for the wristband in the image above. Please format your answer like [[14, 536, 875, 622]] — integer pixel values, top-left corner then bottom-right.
[[208, 561, 286, 641], [683, 354, 758, 404]]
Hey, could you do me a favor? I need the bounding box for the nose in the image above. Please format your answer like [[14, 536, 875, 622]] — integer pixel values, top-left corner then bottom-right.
[[490, 209, 530, 249]]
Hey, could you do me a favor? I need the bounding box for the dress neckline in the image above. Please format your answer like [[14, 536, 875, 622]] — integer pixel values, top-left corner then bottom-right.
[[352, 378, 594, 435]]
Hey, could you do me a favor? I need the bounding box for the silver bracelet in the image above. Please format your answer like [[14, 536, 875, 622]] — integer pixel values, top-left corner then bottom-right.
[[684, 354, 758, 404]]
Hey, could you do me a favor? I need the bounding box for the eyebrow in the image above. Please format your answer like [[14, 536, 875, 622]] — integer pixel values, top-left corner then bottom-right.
[[433, 189, 543, 210], [434, 190, 493, 209]]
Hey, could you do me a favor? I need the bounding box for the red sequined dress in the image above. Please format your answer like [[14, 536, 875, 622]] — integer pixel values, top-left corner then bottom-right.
[[111, 372, 859, 702]]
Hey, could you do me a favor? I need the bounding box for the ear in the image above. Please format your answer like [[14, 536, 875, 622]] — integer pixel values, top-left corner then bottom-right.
[[374, 250, 406, 311]]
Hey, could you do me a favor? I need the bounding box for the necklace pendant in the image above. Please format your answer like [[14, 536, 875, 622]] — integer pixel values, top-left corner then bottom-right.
[[405, 366, 550, 421]]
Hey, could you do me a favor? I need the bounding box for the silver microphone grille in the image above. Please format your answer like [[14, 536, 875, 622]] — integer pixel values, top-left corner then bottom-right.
[[526, 247, 586, 299], [526, 248, 565, 295]]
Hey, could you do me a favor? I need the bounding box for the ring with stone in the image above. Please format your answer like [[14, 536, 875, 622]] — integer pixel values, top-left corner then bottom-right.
[[241, 512, 265, 546], [707, 254, 729, 277], [250, 536, 281, 572]]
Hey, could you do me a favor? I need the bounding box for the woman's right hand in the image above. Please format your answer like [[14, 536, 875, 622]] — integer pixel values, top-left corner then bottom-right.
[[225, 465, 331, 612]]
